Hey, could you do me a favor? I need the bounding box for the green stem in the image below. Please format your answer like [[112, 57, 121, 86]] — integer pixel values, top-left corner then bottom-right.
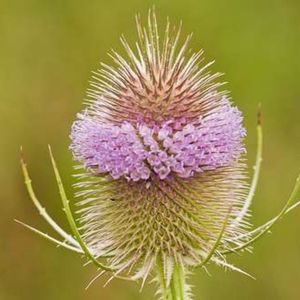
[[171, 265, 185, 300], [157, 264, 186, 300]]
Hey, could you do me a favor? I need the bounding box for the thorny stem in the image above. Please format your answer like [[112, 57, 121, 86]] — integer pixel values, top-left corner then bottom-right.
[[157, 263, 186, 300], [170, 265, 185, 300]]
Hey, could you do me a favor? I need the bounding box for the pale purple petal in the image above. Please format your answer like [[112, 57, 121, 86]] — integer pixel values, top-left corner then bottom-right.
[[70, 99, 246, 181]]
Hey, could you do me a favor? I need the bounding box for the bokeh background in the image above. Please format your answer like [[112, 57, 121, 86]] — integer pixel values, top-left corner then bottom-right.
[[1, 0, 299, 299]]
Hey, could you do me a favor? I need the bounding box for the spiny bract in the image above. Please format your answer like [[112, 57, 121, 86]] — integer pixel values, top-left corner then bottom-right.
[[70, 11, 251, 289]]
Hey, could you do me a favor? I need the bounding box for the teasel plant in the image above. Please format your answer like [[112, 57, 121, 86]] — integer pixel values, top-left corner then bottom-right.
[[17, 10, 300, 300]]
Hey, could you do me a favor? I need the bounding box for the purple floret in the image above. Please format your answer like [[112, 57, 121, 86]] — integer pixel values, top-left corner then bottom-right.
[[70, 101, 246, 181]]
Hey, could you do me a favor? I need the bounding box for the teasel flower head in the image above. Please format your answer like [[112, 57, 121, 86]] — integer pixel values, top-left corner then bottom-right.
[[70, 10, 249, 287], [19, 10, 300, 300]]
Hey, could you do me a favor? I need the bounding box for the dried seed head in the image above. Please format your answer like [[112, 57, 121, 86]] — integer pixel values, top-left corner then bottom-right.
[[70, 11, 249, 285]]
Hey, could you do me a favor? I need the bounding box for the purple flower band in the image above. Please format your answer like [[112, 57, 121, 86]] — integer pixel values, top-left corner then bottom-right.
[[70, 99, 246, 181]]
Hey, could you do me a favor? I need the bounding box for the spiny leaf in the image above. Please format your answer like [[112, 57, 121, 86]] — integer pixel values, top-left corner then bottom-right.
[[48, 145, 114, 272], [231, 112, 263, 227], [15, 219, 82, 253], [223, 172, 300, 254], [20, 146, 80, 248]]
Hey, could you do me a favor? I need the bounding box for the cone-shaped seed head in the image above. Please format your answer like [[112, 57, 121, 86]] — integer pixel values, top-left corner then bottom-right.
[[70, 11, 250, 285]]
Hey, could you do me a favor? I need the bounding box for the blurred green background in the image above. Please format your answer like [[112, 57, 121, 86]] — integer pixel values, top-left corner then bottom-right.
[[1, 0, 299, 299]]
